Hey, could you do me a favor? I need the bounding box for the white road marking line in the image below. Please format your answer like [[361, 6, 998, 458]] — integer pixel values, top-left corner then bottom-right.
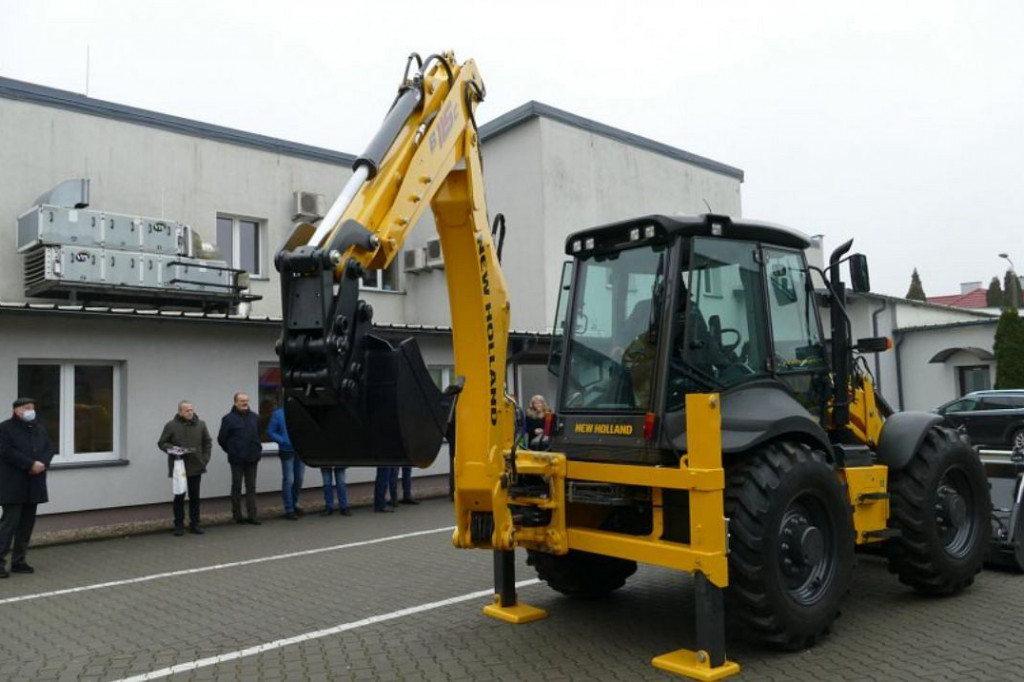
[[110, 579, 542, 682], [0, 526, 455, 606]]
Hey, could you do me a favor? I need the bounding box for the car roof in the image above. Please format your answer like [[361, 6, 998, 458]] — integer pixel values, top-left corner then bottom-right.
[[962, 390, 1024, 398]]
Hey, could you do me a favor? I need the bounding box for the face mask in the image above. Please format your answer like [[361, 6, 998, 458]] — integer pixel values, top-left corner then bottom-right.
[[20, 410, 36, 422]]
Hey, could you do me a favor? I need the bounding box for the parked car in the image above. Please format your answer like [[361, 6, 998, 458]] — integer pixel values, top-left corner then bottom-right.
[[936, 390, 1024, 450]]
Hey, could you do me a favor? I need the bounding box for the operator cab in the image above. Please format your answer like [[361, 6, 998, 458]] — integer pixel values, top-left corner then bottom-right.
[[550, 214, 829, 465]]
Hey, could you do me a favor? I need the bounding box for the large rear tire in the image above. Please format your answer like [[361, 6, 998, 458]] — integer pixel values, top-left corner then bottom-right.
[[526, 549, 637, 598], [725, 441, 855, 650], [887, 425, 991, 593]]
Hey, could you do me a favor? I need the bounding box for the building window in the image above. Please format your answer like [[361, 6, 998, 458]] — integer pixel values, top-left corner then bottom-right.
[[217, 214, 264, 277], [958, 365, 991, 396], [360, 262, 400, 292], [257, 362, 282, 446], [17, 361, 121, 463], [427, 365, 454, 391]]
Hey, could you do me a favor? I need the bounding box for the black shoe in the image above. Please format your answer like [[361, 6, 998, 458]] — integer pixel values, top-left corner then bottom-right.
[[283, 512, 299, 520], [11, 563, 34, 574], [294, 507, 306, 516], [0, 566, 9, 579], [339, 509, 352, 516], [235, 518, 246, 524], [189, 525, 205, 535], [387, 501, 397, 508], [173, 527, 184, 537], [246, 518, 262, 526], [374, 507, 394, 513], [400, 499, 419, 505], [320, 509, 335, 517]]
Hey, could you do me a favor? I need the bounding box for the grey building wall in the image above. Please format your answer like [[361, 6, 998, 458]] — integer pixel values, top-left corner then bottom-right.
[[894, 322, 998, 411], [0, 79, 744, 514], [398, 114, 744, 333], [0, 312, 451, 514], [0, 93, 362, 319]]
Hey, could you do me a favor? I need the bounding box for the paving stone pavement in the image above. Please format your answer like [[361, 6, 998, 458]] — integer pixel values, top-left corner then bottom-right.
[[1, 499, 1023, 681]]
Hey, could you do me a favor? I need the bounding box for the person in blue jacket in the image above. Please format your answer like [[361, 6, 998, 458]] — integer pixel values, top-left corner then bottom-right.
[[266, 405, 305, 520]]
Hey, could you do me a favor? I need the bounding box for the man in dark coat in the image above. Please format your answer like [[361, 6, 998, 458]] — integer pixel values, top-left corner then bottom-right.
[[158, 400, 213, 536], [0, 397, 55, 578], [218, 392, 262, 525]]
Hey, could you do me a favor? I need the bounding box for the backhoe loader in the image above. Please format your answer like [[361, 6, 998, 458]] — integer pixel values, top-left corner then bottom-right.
[[275, 52, 991, 680]]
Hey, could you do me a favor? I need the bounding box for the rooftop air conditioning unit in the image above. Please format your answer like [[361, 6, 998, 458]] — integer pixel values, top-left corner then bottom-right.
[[425, 238, 444, 269], [292, 191, 326, 222], [403, 247, 426, 274]]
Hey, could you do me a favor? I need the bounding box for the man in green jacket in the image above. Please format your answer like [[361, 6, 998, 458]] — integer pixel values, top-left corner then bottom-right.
[[158, 400, 212, 536]]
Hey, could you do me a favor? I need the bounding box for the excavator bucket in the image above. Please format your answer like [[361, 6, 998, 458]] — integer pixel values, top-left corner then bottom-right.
[[285, 335, 452, 469]]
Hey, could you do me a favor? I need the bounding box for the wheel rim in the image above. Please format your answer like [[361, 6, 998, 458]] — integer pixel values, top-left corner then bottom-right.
[[778, 493, 837, 606], [935, 467, 978, 559], [1014, 430, 1024, 452]]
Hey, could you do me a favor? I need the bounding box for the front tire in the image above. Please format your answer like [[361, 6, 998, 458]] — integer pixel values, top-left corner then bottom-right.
[[887, 426, 991, 593], [725, 441, 855, 650]]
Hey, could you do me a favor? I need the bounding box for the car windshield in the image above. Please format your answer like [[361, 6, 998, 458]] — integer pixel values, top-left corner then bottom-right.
[[561, 244, 666, 411]]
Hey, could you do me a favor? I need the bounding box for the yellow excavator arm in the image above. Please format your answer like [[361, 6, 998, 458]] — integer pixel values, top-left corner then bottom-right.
[[275, 52, 512, 548]]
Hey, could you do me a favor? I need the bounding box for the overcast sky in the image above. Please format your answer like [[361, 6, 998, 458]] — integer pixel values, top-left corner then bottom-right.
[[2, 0, 1021, 297]]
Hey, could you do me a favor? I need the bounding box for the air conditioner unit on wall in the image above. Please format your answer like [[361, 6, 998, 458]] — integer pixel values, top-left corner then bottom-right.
[[403, 248, 426, 274], [425, 238, 444, 269], [292, 191, 326, 222]]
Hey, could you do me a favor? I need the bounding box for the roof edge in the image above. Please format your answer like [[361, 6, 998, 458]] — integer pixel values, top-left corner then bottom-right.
[[480, 101, 744, 181], [850, 291, 1000, 318], [0, 75, 356, 167], [895, 318, 999, 333]]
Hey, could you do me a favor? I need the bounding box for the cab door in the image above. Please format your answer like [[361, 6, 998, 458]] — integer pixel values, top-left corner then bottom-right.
[[763, 247, 829, 420]]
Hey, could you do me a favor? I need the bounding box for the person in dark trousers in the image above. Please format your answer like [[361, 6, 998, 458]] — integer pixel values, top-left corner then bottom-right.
[[218, 392, 263, 525], [0, 398, 55, 578], [373, 466, 397, 512], [320, 466, 351, 516], [158, 400, 212, 536], [266, 406, 305, 520], [400, 467, 419, 505]]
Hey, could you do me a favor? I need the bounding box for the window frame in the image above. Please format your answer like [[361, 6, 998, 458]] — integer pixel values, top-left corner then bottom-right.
[[956, 365, 992, 398], [257, 361, 283, 453], [358, 262, 401, 292], [216, 213, 266, 279], [17, 360, 123, 464]]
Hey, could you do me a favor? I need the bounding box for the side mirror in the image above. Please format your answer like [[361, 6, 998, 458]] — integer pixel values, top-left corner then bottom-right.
[[849, 254, 870, 293]]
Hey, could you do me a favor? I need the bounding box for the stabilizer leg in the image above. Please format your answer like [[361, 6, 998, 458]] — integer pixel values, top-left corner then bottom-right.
[[482, 549, 546, 624], [651, 572, 740, 680]]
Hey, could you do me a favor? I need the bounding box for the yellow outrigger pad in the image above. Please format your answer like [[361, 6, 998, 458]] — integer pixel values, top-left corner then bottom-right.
[[651, 649, 741, 681], [482, 598, 548, 624]]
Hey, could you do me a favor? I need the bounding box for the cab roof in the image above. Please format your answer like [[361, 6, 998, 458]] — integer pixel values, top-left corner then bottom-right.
[[564, 214, 812, 256]]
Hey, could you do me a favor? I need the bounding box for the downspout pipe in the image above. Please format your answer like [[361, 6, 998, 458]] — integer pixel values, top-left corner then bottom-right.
[[871, 297, 889, 392], [894, 329, 905, 411]]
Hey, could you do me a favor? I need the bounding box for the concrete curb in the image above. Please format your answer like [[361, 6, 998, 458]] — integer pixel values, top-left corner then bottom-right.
[[31, 477, 452, 548]]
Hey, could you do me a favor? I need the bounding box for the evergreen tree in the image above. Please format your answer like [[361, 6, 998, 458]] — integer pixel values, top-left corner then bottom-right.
[[1003, 270, 1022, 309], [905, 268, 926, 301], [994, 308, 1024, 388], [987, 277, 1003, 307]]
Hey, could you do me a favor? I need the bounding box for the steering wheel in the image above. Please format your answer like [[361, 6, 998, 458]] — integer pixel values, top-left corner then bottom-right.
[[719, 328, 742, 354]]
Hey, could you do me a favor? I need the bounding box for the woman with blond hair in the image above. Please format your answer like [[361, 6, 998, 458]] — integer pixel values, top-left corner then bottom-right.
[[524, 395, 552, 450]]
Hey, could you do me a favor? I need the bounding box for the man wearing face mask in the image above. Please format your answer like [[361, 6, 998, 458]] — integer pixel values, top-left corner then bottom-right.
[[0, 398, 55, 578]]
